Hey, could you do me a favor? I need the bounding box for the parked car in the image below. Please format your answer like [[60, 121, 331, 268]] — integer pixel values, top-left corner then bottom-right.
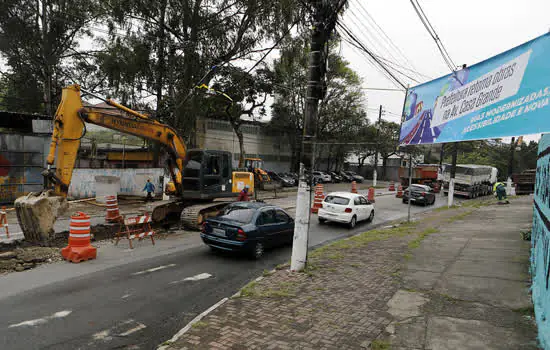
[[402, 184, 436, 206], [310, 171, 325, 184], [283, 173, 299, 186], [201, 202, 294, 259], [339, 171, 354, 182], [318, 192, 375, 228], [345, 171, 365, 183], [267, 171, 294, 187], [330, 172, 343, 183], [313, 171, 331, 183]]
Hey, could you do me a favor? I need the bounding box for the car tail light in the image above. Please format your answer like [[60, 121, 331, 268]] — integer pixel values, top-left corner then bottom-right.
[[236, 229, 247, 241], [422, 192, 426, 196], [345, 208, 353, 213]]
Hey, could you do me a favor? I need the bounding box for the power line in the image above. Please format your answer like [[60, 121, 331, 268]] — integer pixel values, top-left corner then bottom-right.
[[409, 0, 456, 73]]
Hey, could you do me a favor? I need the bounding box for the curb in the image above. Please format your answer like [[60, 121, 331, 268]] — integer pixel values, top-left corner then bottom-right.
[[157, 297, 229, 350]]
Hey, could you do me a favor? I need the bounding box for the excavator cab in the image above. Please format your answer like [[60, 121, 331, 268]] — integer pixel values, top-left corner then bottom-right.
[[181, 149, 236, 199]]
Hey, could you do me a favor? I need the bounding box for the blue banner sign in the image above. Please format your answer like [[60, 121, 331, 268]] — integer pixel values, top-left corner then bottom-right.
[[399, 32, 550, 145]]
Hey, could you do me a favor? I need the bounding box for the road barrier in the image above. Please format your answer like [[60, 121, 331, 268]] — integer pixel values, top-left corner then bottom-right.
[[115, 213, 155, 249], [367, 187, 375, 203], [311, 184, 325, 214], [396, 185, 404, 198], [0, 206, 9, 239], [61, 212, 97, 263], [433, 182, 441, 193], [389, 182, 396, 191], [105, 195, 122, 223], [351, 181, 358, 194]]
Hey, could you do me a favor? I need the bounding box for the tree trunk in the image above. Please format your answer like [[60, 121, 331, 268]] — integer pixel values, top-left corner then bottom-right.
[[41, 0, 52, 116], [382, 156, 387, 180], [153, 0, 168, 167]]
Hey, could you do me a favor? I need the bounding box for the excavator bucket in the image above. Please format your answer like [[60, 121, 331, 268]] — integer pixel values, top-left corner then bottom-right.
[[14, 190, 68, 244]]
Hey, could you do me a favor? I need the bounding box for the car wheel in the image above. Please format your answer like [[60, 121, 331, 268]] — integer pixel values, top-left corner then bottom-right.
[[319, 218, 326, 224], [367, 210, 374, 223], [430, 197, 436, 205], [348, 215, 357, 229], [251, 242, 265, 259], [402, 199, 407, 204]]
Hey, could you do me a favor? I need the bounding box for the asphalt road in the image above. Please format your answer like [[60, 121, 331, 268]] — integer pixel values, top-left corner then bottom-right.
[[0, 193, 455, 350]]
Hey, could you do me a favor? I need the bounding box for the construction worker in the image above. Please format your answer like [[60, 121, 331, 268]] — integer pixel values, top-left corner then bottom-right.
[[237, 185, 250, 202], [143, 179, 156, 202], [493, 181, 509, 203]]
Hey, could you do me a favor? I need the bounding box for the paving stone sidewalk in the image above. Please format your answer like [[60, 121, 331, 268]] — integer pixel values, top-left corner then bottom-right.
[[161, 197, 538, 349]]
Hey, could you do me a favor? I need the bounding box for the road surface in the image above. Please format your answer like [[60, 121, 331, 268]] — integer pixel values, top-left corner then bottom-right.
[[0, 193, 458, 349]]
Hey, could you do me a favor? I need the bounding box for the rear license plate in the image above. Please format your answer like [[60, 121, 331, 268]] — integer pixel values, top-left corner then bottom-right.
[[212, 228, 226, 236]]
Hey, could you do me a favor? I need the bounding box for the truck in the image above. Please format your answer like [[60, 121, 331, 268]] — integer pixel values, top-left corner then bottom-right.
[[442, 164, 497, 198], [14, 84, 255, 243], [399, 164, 439, 188], [513, 169, 536, 195]]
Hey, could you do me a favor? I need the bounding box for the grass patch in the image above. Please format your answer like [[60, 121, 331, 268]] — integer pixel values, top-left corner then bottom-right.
[[263, 269, 274, 277], [275, 262, 290, 270], [408, 227, 438, 249], [240, 281, 258, 297], [192, 321, 208, 329], [240, 280, 297, 298], [447, 210, 473, 223], [513, 306, 535, 316], [434, 205, 458, 212], [371, 339, 391, 350]]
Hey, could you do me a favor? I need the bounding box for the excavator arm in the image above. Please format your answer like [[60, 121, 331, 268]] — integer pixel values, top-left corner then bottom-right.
[[15, 84, 187, 243], [44, 84, 186, 196]]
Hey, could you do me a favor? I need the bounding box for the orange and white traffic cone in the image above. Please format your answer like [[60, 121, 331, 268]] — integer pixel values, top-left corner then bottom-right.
[[367, 187, 375, 203], [389, 181, 396, 191], [61, 212, 97, 263], [105, 195, 121, 223], [396, 185, 404, 198], [351, 181, 358, 194], [0, 206, 9, 239], [311, 184, 325, 213]]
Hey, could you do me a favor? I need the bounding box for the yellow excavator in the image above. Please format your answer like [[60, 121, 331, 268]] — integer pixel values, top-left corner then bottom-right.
[[15, 84, 254, 243], [240, 157, 271, 190]]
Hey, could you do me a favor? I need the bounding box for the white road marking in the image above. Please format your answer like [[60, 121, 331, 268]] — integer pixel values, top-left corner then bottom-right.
[[132, 264, 176, 275], [121, 294, 131, 299], [119, 323, 146, 336], [169, 273, 212, 284], [8, 310, 72, 328], [93, 329, 111, 341]]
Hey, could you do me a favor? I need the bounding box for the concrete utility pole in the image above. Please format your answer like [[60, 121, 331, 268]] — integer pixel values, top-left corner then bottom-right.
[[373, 105, 382, 187], [291, 0, 345, 272], [448, 142, 458, 207]]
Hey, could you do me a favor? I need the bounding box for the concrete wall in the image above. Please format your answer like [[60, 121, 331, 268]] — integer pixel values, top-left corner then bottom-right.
[[532, 133, 550, 349], [68, 168, 165, 199]]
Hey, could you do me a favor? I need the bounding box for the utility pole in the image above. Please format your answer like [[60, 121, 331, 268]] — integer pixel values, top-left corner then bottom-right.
[[448, 142, 458, 207], [291, 0, 344, 272], [373, 105, 382, 187], [507, 136, 516, 195]]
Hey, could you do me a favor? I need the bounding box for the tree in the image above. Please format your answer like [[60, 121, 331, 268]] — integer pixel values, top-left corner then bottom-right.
[[0, 0, 102, 114], [269, 35, 368, 172], [375, 120, 400, 180], [203, 66, 273, 163]]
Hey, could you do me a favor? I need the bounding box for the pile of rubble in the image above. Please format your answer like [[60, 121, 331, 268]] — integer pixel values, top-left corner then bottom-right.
[[0, 247, 63, 274]]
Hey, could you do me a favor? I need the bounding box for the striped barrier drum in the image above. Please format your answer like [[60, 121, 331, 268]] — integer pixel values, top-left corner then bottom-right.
[[0, 206, 9, 238], [105, 195, 121, 223], [311, 184, 325, 214], [61, 212, 97, 263], [351, 181, 358, 194]]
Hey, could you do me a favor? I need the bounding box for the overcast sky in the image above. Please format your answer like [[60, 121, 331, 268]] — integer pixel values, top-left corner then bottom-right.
[[340, 0, 550, 137]]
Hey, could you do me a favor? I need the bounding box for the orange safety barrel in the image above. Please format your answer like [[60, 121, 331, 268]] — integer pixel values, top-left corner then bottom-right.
[[61, 212, 97, 263], [311, 184, 325, 214], [105, 195, 121, 223], [0, 206, 9, 239], [367, 187, 375, 203], [396, 185, 404, 198], [389, 181, 396, 191], [351, 181, 358, 194]]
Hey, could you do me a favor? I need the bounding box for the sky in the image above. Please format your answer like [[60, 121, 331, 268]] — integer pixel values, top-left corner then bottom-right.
[[339, 0, 550, 141]]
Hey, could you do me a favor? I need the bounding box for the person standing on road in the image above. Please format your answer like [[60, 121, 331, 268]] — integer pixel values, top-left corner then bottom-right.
[[237, 185, 250, 201], [493, 181, 509, 203], [143, 179, 155, 202]]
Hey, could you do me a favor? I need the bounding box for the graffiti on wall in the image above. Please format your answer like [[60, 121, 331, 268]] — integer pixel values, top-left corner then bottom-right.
[[532, 133, 550, 349]]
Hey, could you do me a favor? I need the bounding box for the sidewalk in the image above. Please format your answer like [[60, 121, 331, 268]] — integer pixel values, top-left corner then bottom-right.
[[160, 197, 537, 349]]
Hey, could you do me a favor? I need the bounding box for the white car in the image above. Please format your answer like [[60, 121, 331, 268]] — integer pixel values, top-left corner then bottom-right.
[[313, 171, 332, 183], [318, 192, 375, 228]]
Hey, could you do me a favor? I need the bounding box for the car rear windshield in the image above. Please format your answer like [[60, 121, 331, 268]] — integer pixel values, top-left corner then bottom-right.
[[410, 185, 426, 192], [324, 196, 350, 205], [219, 207, 256, 223]]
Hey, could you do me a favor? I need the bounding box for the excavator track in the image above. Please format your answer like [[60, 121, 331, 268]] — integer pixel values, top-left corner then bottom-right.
[[180, 202, 233, 230]]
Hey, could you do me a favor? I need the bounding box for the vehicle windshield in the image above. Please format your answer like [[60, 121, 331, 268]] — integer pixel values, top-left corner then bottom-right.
[[245, 159, 264, 169], [219, 206, 256, 223], [410, 185, 427, 192], [324, 195, 350, 205]]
